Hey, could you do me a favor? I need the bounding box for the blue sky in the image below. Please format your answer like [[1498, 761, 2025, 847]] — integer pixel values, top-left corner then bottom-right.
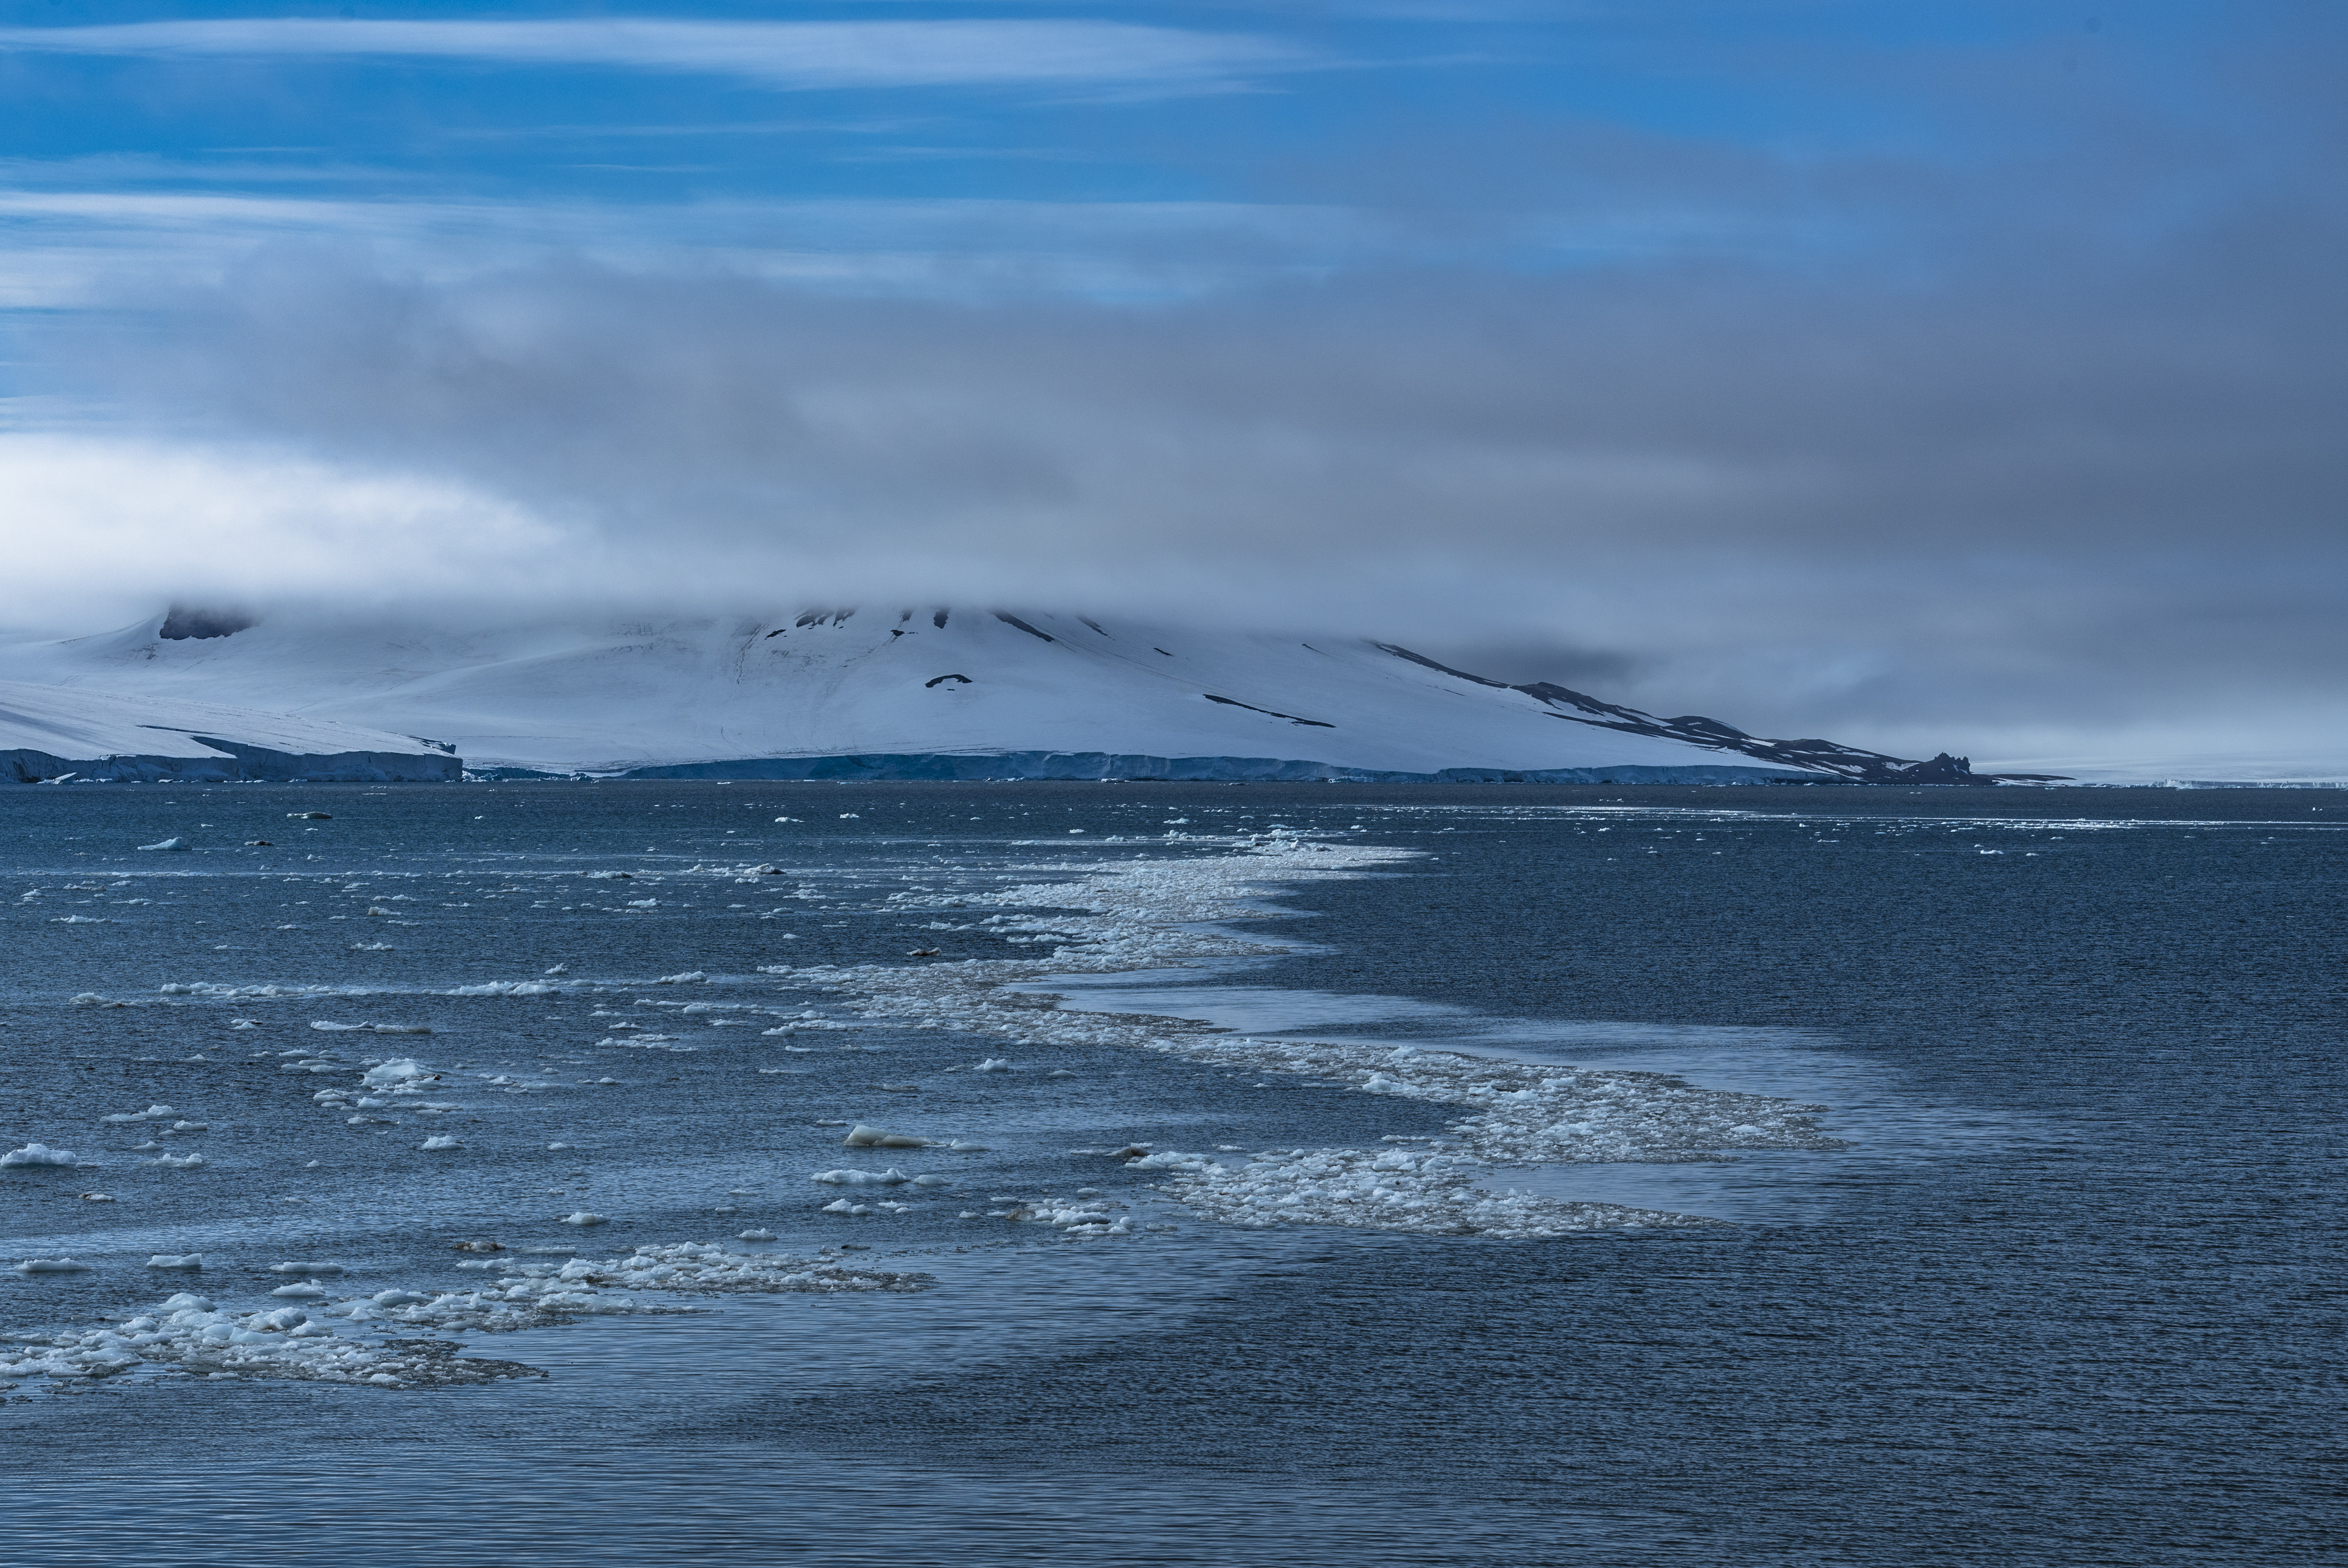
[[0, 3, 2340, 774]]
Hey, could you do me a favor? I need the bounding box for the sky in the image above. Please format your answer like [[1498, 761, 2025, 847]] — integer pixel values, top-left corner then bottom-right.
[[0, 1, 2339, 778]]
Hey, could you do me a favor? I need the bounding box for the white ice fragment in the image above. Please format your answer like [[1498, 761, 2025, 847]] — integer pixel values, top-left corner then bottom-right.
[[16, 1258, 91, 1273], [973, 1058, 1013, 1073], [418, 1135, 462, 1151], [840, 1124, 930, 1149], [1127, 1151, 1221, 1172], [654, 970, 706, 984], [147, 1254, 205, 1270], [558, 1212, 606, 1226], [3, 1142, 81, 1167], [910, 1174, 954, 1188], [139, 837, 191, 851], [811, 1168, 909, 1186], [736, 1229, 777, 1242], [268, 1261, 346, 1274], [148, 1153, 207, 1168], [361, 1058, 436, 1087], [270, 1282, 329, 1298], [101, 1104, 178, 1123]]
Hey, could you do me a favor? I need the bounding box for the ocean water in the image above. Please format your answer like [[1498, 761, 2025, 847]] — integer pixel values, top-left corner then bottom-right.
[[2, 781, 2340, 1565]]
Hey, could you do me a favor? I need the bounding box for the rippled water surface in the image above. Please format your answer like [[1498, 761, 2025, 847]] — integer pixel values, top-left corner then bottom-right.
[[3, 782, 2341, 1565]]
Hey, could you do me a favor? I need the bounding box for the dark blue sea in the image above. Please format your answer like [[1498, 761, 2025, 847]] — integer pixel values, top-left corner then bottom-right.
[[2, 782, 2341, 1565]]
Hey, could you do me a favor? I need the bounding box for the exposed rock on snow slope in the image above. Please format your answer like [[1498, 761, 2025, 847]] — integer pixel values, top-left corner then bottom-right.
[[0, 607, 2001, 782], [0, 680, 460, 784]]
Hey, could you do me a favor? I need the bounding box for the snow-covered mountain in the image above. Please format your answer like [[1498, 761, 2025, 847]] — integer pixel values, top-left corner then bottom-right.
[[0, 678, 459, 784], [0, 606, 1996, 784]]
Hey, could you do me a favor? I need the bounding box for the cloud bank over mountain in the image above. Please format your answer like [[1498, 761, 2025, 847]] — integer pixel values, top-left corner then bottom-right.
[[0, 3, 2340, 775]]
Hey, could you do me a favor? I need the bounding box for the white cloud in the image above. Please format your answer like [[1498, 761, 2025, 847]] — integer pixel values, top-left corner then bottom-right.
[[0, 18, 1310, 93], [0, 433, 569, 630]]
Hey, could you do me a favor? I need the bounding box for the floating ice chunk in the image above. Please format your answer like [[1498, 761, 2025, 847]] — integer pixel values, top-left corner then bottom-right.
[[627, 900, 659, 909], [102, 1104, 178, 1123], [820, 1199, 870, 1215], [148, 1153, 207, 1168], [147, 1254, 205, 1270], [139, 837, 191, 851], [944, 1140, 991, 1152], [558, 1212, 606, 1226], [910, 1174, 954, 1188], [372, 1290, 430, 1306], [973, 1058, 1013, 1073], [654, 970, 706, 984], [361, 1058, 436, 1087], [811, 1168, 910, 1186], [585, 870, 632, 879], [310, 1021, 366, 1032], [16, 1258, 90, 1273], [269, 1261, 346, 1274], [80, 1192, 116, 1201], [3, 1142, 80, 1167], [1128, 1151, 1222, 1172], [270, 1282, 329, 1298], [287, 812, 332, 820], [736, 1229, 777, 1242], [840, 1124, 930, 1149], [418, 1135, 462, 1151]]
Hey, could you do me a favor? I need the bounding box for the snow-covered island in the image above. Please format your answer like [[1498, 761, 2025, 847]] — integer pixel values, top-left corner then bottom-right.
[[0, 606, 2010, 784]]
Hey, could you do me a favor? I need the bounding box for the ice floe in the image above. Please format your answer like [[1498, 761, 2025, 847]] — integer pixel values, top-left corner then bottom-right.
[[3, 1143, 80, 1168], [755, 837, 1841, 1237], [840, 1124, 929, 1149]]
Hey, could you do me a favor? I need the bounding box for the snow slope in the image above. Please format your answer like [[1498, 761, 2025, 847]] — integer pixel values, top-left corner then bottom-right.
[[0, 607, 1828, 781], [0, 679, 461, 784]]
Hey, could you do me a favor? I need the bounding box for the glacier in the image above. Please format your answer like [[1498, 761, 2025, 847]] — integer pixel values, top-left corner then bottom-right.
[[0, 679, 460, 784], [0, 606, 1998, 784]]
